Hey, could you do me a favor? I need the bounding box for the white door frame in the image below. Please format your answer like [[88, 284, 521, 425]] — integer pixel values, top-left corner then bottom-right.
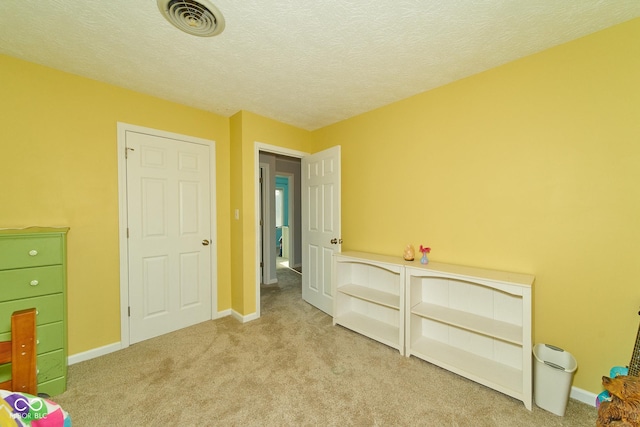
[[254, 142, 307, 318], [117, 122, 218, 349]]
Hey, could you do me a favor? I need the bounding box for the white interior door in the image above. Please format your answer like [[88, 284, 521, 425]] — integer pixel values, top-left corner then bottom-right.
[[126, 130, 212, 344], [302, 146, 341, 315]]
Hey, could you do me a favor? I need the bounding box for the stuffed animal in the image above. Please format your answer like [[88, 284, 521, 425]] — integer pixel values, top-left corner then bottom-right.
[[596, 375, 640, 427]]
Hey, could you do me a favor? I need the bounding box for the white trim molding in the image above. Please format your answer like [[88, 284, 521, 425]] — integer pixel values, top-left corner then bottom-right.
[[68, 342, 122, 365], [570, 386, 597, 407], [232, 310, 259, 323]]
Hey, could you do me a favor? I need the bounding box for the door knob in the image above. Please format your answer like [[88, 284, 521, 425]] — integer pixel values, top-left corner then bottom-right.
[[330, 238, 343, 245], [202, 239, 210, 246]]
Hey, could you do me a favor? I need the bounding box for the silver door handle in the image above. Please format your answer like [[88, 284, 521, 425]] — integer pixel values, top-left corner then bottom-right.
[[202, 239, 210, 246]]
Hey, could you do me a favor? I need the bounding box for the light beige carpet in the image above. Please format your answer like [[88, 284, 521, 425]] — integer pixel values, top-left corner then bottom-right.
[[54, 268, 597, 426]]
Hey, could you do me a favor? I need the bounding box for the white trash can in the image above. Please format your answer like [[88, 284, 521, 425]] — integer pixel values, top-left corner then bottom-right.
[[533, 343, 578, 416]]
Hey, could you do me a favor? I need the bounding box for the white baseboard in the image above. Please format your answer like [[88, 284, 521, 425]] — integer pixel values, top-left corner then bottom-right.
[[216, 309, 232, 318], [231, 309, 259, 323], [67, 342, 122, 365], [68, 312, 235, 365], [570, 386, 597, 407]]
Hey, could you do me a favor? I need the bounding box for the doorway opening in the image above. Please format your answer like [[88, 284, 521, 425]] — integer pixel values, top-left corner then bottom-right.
[[254, 143, 306, 318], [259, 152, 301, 284]]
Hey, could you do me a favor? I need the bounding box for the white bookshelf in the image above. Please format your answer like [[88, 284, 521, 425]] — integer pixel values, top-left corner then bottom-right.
[[332, 252, 405, 354], [405, 261, 534, 410]]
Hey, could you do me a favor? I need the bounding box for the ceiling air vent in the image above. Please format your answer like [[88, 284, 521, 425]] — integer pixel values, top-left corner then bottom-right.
[[157, 0, 225, 37]]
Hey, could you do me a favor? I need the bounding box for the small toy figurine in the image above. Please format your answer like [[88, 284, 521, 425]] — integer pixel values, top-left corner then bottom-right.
[[403, 245, 415, 261]]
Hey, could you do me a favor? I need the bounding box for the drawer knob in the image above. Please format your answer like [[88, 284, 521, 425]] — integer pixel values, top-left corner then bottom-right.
[[30, 280, 39, 286], [29, 249, 38, 256]]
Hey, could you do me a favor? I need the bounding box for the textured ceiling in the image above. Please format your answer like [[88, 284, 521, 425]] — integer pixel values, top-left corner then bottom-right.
[[1, 1, 638, 130]]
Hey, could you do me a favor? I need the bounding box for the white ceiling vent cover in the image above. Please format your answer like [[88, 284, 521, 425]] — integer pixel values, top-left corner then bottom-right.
[[157, 0, 225, 37]]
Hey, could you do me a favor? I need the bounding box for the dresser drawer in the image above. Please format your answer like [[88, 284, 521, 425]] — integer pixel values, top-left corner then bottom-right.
[[0, 294, 64, 333], [0, 349, 65, 386], [0, 235, 64, 270], [36, 321, 64, 354], [38, 376, 67, 397], [0, 265, 64, 301], [0, 321, 63, 355], [37, 349, 65, 383]]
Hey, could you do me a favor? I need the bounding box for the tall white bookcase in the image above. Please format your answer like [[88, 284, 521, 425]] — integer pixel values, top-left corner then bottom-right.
[[331, 251, 534, 409], [332, 251, 405, 355]]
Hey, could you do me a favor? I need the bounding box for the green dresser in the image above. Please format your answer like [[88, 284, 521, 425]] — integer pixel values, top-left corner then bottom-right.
[[0, 227, 69, 396]]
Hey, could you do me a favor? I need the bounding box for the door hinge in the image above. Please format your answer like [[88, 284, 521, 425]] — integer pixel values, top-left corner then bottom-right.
[[128, 306, 131, 317], [127, 228, 129, 238], [260, 262, 264, 267]]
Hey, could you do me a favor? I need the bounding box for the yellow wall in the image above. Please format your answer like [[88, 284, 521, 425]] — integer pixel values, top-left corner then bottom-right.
[[0, 55, 232, 354], [312, 18, 640, 392], [229, 112, 245, 313]]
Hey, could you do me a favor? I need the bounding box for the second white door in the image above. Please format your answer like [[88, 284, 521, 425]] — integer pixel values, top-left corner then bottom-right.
[[302, 146, 341, 315], [125, 130, 213, 344]]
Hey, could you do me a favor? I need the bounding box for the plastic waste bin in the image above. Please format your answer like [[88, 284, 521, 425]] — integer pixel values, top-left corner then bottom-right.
[[533, 343, 578, 416]]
